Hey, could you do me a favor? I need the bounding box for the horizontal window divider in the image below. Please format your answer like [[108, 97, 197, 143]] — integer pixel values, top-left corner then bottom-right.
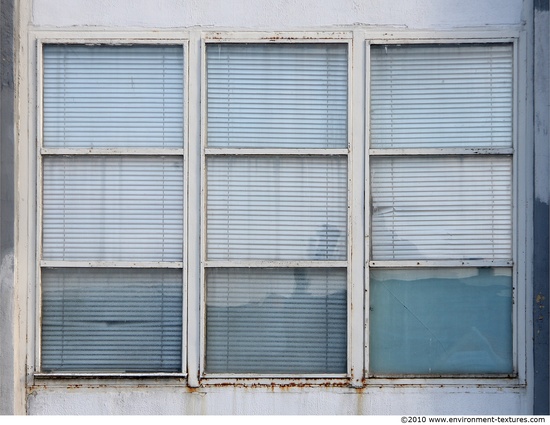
[[34, 372, 187, 379], [40, 260, 183, 269], [40, 148, 185, 156], [366, 373, 517, 380], [368, 148, 514, 156], [204, 148, 348, 156], [201, 374, 349, 382], [204, 260, 348, 268], [373, 257, 514, 266]]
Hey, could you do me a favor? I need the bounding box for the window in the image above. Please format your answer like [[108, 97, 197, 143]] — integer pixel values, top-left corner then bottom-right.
[[40, 45, 185, 372], [203, 43, 349, 374], [368, 43, 514, 375], [36, 36, 517, 380]]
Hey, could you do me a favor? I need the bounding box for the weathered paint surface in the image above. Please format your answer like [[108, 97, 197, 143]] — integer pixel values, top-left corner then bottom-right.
[[32, 0, 524, 28], [9, 0, 539, 415], [0, 0, 16, 415], [533, 0, 550, 415], [27, 386, 530, 415]]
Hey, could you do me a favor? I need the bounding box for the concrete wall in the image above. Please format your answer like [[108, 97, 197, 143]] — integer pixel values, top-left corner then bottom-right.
[[6, 0, 539, 415]]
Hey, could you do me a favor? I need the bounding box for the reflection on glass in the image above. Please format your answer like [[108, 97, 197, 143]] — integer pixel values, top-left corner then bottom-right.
[[370, 268, 513, 374]]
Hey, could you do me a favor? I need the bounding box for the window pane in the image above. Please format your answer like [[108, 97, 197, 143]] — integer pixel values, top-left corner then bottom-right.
[[207, 156, 347, 260], [41, 268, 183, 372], [371, 156, 512, 260], [207, 43, 347, 148], [206, 268, 347, 374], [370, 44, 513, 148], [369, 268, 513, 374], [43, 156, 184, 261], [43, 45, 184, 148]]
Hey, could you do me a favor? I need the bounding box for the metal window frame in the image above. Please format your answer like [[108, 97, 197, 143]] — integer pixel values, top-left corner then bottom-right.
[[364, 36, 524, 383], [195, 33, 365, 387], [34, 37, 190, 378]]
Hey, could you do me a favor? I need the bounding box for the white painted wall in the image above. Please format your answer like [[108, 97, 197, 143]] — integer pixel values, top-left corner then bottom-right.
[[28, 386, 530, 415], [19, 0, 533, 416], [32, 0, 524, 29]]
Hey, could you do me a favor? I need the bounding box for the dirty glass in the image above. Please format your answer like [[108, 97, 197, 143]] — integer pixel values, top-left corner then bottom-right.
[[42, 268, 183, 372], [206, 268, 347, 374], [370, 268, 513, 374]]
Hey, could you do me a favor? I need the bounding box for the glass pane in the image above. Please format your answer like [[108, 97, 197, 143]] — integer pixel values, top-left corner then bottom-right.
[[43, 45, 184, 148], [371, 156, 512, 260], [43, 156, 184, 262], [370, 44, 513, 148], [207, 156, 347, 260], [207, 43, 347, 148], [41, 268, 183, 372], [206, 268, 347, 374], [369, 268, 513, 374]]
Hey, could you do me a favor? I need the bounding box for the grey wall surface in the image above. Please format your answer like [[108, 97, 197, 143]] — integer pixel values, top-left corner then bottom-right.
[[533, 0, 550, 416], [0, 0, 16, 416]]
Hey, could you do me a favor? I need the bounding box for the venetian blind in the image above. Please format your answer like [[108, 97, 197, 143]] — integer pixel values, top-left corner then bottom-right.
[[371, 156, 512, 260], [206, 268, 347, 373], [43, 45, 184, 148], [205, 43, 348, 374], [41, 269, 182, 372], [370, 44, 513, 149], [41, 45, 185, 373], [207, 43, 347, 149], [206, 156, 347, 261], [42, 156, 184, 262]]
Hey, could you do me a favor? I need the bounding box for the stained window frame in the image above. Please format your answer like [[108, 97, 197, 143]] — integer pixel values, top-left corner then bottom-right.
[[365, 39, 520, 379]]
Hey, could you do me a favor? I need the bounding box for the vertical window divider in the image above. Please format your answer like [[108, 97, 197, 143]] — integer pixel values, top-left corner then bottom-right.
[[349, 33, 366, 387], [181, 39, 191, 378], [35, 39, 45, 375], [187, 32, 202, 387], [511, 37, 521, 383], [363, 38, 372, 379]]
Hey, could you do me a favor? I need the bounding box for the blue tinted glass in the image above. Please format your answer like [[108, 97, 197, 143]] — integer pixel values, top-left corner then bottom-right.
[[370, 268, 513, 374]]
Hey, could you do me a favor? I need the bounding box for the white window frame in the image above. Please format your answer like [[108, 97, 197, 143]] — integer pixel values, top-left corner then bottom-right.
[[193, 32, 365, 388], [363, 33, 527, 386], [33, 36, 190, 378], [26, 29, 529, 389]]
